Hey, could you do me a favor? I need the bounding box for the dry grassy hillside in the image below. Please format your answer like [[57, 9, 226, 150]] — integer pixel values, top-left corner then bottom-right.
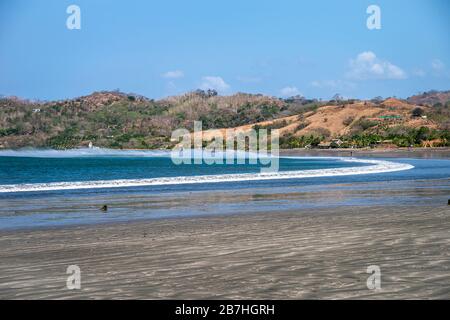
[[199, 98, 440, 147], [0, 90, 449, 149], [407, 90, 450, 106], [0, 90, 292, 149]]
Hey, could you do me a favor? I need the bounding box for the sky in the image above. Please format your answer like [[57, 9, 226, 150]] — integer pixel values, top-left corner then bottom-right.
[[0, 0, 449, 101]]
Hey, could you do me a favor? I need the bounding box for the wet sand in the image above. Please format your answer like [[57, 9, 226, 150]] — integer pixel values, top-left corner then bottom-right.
[[0, 204, 449, 299]]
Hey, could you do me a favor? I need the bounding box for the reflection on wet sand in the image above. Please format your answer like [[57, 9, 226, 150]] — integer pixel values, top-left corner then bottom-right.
[[1, 178, 448, 229]]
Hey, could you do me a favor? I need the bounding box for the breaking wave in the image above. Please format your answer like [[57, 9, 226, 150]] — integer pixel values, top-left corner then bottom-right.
[[0, 148, 172, 158], [0, 158, 413, 193], [0, 147, 264, 160]]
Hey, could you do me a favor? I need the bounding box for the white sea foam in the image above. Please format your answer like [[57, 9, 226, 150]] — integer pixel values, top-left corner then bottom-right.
[[0, 148, 172, 158], [0, 148, 262, 160], [0, 158, 413, 193]]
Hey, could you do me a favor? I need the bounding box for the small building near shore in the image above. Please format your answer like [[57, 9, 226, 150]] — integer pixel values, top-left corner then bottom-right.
[[317, 139, 343, 149], [330, 139, 343, 148], [317, 142, 331, 149]]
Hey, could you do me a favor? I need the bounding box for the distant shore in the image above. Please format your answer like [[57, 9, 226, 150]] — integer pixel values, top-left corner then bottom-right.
[[281, 147, 450, 159], [2, 146, 450, 159]]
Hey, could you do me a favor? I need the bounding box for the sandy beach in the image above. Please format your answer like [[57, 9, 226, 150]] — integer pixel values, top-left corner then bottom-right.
[[1, 201, 449, 299], [0, 149, 449, 299]]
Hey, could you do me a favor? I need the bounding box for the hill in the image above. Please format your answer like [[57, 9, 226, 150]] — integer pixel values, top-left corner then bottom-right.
[[0, 90, 293, 149], [407, 90, 450, 106], [0, 90, 449, 149]]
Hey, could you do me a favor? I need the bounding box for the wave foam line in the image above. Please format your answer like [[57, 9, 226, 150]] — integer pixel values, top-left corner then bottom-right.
[[0, 147, 262, 159], [0, 159, 413, 193], [0, 148, 172, 158]]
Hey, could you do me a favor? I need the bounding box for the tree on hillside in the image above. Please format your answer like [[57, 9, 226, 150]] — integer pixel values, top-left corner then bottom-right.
[[371, 96, 383, 104], [412, 107, 424, 117], [332, 93, 343, 102]]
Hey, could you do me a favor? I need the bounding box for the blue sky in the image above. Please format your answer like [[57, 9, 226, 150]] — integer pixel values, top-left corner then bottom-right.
[[1, 0, 449, 100]]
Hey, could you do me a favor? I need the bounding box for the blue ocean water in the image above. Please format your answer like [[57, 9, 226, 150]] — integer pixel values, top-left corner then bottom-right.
[[0, 153, 366, 185], [0, 149, 449, 230]]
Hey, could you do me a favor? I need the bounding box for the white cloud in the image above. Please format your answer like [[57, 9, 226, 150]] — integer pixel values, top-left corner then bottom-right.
[[279, 86, 302, 97], [199, 76, 230, 93], [162, 70, 184, 79], [431, 59, 445, 71], [347, 51, 407, 80]]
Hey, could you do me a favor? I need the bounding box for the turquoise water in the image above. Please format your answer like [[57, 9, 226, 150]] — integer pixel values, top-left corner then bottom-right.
[[0, 149, 449, 230], [0, 153, 366, 185]]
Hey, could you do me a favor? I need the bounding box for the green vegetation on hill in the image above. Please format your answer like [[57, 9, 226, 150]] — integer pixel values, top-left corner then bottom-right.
[[0, 90, 449, 150]]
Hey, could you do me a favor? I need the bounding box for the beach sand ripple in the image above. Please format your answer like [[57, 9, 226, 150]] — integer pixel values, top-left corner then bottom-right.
[[0, 205, 449, 299]]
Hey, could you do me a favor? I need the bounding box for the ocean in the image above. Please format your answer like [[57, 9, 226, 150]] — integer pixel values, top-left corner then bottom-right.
[[0, 148, 449, 230]]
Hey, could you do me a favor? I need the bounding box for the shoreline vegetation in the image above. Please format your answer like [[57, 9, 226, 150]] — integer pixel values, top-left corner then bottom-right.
[[279, 147, 450, 158], [1, 89, 449, 150]]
